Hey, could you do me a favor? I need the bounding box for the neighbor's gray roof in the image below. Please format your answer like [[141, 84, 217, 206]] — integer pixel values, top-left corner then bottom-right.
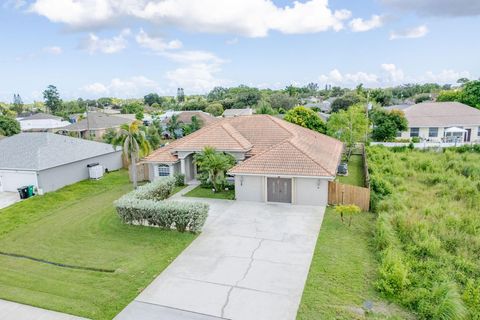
[[222, 108, 253, 117], [19, 113, 63, 121], [403, 102, 480, 127], [0, 132, 121, 171], [63, 112, 133, 131]]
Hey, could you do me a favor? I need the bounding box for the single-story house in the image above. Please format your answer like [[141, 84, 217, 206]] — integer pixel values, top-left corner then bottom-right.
[[395, 102, 480, 142], [17, 113, 70, 132], [222, 108, 253, 117], [62, 112, 134, 139], [0, 133, 123, 193], [142, 115, 343, 206]]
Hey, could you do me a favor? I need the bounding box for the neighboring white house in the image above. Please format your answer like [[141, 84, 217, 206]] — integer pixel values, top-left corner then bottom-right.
[[0, 133, 123, 193], [141, 115, 343, 206], [395, 102, 480, 143], [18, 113, 70, 132]]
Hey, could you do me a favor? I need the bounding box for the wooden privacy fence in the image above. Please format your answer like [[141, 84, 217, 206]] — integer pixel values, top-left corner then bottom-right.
[[328, 181, 370, 211]]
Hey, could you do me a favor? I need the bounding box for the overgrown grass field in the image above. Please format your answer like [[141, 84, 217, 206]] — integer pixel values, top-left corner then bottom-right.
[[297, 208, 411, 320], [368, 146, 480, 319], [0, 171, 195, 319]]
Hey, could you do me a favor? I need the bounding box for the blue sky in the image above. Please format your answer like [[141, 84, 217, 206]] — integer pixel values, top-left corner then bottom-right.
[[1, 0, 479, 102]]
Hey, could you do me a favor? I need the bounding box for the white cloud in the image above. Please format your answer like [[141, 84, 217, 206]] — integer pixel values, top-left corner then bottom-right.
[[166, 63, 226, 93], [226, 38, 239, 45], [390, 25, 428, 40], [135, 29, 182, 52], [381, 63, 405, 82], [81, 76, 162, 97], [43, 46, 63, 55], [349, 15, 385, 32], [423, 69, 472, 83], [80, 29, 131, 54], [319, 69, 379, 85], [30, 0, 352, 37]]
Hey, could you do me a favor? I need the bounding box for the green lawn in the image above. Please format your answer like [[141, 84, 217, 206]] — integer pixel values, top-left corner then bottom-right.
[[171, 184, 187, 196], [0, 170, 195, 320], [337, 154, 365, 187], [183, 185, 235, 200], [297, 208, 411, 320]]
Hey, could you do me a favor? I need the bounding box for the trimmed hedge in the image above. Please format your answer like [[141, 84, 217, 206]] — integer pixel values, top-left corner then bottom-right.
[[114, 177, 209, 233]]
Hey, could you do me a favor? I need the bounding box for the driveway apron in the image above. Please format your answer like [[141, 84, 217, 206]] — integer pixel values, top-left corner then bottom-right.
[[116, 199, 325, 320]]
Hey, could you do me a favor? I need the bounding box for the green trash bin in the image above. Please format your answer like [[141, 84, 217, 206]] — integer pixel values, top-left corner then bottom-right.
[[27, 185, 34, 197]]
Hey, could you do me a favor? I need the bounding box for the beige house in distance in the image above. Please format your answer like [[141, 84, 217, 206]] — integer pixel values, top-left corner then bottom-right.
[[396, 102, 480, 143], [62, 112, 134, 139], [141, 115, 343, 206]]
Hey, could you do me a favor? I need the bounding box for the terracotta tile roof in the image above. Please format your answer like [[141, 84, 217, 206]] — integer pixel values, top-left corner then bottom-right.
[[403, 102, 480, 127], [143, 115, 343, 177]]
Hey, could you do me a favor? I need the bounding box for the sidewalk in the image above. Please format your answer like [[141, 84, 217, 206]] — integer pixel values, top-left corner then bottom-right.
[[0, 299, 87, 320]]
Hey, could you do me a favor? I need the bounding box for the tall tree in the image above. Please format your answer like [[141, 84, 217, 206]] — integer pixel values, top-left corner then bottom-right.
[[370, 108, 408, 141], [0, 115, 21, 136], [112, 121, 151, 189], [327, 104, 369, 159], [12, 94, 24, 114], [167, 114, 181, 139], [177, 88, 185, 103], [461, 80, 480, 109], [284, 106, 326, 133], [182, 116, 202, 136], [43, 85, 62, 114]]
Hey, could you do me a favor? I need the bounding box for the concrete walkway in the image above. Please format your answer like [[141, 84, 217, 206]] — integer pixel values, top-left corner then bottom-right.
[[0, 192, 20, 210], [0, 299, 87, 320], [116, 198, 325, 320]]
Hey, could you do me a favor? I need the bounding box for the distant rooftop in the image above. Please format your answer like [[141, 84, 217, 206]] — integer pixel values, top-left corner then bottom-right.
[[63, 112, 134, 131]]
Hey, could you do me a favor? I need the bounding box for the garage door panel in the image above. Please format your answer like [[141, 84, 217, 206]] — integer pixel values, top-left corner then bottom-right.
[[0, 171, 37, 192], [267, 178, 292, 203]]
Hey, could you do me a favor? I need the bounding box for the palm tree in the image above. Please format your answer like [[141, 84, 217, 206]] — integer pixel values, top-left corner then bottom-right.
[[194, 147, 235, 192], [113, 121, 151, 188], [167, 114, 181, 139]]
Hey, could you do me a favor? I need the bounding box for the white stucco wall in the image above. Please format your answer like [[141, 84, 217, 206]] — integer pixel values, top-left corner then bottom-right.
[[37, 151, 123, 193], [0, 170, 38, 192], [234, 175, 264, 202], [294, 177, 329, 206], [399, 126, 480, 142], [148, 162, 181, 181]]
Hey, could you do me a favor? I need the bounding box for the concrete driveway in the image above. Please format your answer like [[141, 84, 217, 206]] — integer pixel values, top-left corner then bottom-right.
[[0, 192, 20, 210], [116, 198, 325, 320]]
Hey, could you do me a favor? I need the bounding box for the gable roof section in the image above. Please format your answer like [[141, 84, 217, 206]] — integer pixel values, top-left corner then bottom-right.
[[0, 132, 120, 171], [63, 112, 134, 131], [175, 122, 252, 152], [144, 115, 343, 177], [404, 102, 480, 127]]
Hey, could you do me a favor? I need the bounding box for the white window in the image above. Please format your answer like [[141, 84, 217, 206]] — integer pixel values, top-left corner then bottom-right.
[[158, 165, 170, 177], [410, 128, 419, 137], [429, 127, 438, 137]]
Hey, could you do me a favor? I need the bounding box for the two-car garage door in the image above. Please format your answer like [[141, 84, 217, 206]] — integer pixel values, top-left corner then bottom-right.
[[267, 177, 292, 203], [0, 170, 38, 192]]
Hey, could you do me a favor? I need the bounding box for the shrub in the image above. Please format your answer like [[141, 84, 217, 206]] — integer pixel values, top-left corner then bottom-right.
[[174, 173, 186, 186], [114, 177, 209, 233], [334, 204, 361, 226], [133, 176, 176, 201], [115, 196, 208, 233], [376, 248, 410, 297]]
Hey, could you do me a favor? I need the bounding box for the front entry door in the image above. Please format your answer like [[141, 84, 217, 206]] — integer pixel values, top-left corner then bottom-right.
[[267, 178, 292, 203], [465, 129, 472, 142]]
